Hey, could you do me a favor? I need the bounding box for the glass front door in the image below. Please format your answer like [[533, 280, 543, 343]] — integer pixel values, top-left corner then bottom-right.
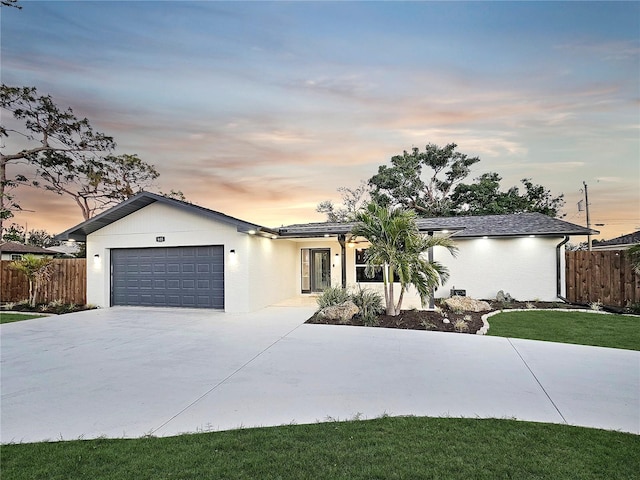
[[311, 249, 331, 292], [301, 248, 331, 293]]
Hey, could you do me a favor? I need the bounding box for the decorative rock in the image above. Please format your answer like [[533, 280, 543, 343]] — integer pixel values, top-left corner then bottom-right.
[[496, 290, 513, 302], [319, 301, 360, 324], [444, 296, 492, 313], [442, 318, 450, 324]]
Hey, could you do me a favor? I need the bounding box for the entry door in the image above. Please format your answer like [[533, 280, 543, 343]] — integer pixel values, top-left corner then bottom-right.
[[301, 248, 331, 293], [311, 249, 331, 292]]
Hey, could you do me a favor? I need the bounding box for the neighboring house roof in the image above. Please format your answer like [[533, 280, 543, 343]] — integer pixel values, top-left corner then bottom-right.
[[0, 242, 58, 255], [55, 191, 279, 242], [47, 244, 80, 256], [592, 231, 640, 250], [279, 213, 598, 238]]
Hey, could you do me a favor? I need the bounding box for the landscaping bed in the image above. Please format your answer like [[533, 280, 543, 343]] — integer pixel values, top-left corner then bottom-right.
[[1, 301, 96, 315], [307, 301, 593, 334]]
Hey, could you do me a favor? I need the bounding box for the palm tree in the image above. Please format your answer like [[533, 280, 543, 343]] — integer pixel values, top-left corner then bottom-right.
[[9, 254, 54, 307], [351, 202, 457, 316]]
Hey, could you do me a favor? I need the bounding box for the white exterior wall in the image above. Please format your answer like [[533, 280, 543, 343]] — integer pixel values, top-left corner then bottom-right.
[[433, 236, 564, 302], [343, 236, 565, 308], [247, 236, 298, 311], [86, 202, 297, 313]]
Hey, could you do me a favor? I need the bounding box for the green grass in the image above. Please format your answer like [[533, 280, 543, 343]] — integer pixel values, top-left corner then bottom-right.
[[0, 312, 46, 324], [487, 310, 640, 350], [2, 417, 638, 480]]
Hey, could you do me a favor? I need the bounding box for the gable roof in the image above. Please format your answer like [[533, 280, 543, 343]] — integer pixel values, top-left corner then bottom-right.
[[0, 242, 59, 255], [592, 230, 640, 249], [55, 191, 278, 241], [278, 212, 598, 238]]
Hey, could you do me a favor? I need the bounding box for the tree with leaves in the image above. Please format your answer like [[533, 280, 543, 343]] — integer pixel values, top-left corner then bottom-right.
[[26, 229, 57, 248], [450, 172, 565, 217], [35, 152, 159, 220], [9, 254, 53, 307], [1, 222, 25, 242], [316, 181, 370, 222], [1, 223, 58, 247], [1, 85, 114, 231], [1, 85, 159, 229], [369, 142, 565, 218], [350, 202, 456, 316], [369, 143, 480, 217]]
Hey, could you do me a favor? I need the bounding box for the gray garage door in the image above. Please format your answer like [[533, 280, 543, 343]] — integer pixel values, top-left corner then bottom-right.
[[111, 246, 224, 308]]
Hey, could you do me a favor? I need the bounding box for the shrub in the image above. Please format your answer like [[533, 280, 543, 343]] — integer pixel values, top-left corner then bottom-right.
[[589, 301, 602, 311], [626, 303, 640, 315], [316, 286, 350, 310], [351, 287, 384, 327], [453, 319, 469, 333]]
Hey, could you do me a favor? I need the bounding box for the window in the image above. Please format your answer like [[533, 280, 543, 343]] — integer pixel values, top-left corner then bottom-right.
[[355, 248, 384, 282], [11, 254, 22, 261]]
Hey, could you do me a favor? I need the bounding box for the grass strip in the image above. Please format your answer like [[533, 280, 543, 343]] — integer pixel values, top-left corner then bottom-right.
[[2, 417, 638, 480], [486, 310, 640, 350], [0, 312, 46, 324]]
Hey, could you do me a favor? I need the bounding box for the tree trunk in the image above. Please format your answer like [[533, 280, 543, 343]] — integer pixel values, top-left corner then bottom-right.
[[388, 265, 397, 316], [396, 287, 405, 313], [0, 156, 7, 238], [28, 278, 35, 307]]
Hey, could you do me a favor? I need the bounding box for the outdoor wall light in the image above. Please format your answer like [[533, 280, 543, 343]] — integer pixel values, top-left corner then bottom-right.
[[482, 236, 489, 239], [529, 235, 535, 238], [93, 254, 101, 266], [248, 230, 256, 235], [230, 249, 236, 255]]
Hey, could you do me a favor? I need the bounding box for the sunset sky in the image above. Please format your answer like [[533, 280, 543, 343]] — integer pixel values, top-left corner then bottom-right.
[[1, 1, 639, 240]]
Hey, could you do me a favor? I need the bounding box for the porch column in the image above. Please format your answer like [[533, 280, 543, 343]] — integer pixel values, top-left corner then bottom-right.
[[428, 231, 435, 309], [338, 234, 347, 288]]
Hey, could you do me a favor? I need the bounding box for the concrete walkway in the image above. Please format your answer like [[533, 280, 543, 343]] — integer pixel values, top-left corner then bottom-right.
[[1, 306, 638, 443]]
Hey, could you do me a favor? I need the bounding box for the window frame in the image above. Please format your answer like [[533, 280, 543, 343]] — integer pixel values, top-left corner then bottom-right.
[[354, 248, 384, 283]]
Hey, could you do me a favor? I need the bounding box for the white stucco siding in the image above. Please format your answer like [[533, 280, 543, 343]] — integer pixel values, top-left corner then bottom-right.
[[343, 236, 564, 308], [86, 202, 256, 313], [246, 237, 298, 311], [436, 236, 562, 301]]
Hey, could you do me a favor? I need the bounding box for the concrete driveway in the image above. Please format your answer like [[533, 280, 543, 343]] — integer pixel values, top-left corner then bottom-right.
[[1, 306, 638, 443]]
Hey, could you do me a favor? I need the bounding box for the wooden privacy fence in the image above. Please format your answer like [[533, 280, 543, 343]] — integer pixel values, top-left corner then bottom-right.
[[0, 259, 86, 305], [565, 250, 639, 308]]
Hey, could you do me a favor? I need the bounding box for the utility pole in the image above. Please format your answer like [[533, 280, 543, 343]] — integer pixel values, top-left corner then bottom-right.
[[583, 181, 592, 251]]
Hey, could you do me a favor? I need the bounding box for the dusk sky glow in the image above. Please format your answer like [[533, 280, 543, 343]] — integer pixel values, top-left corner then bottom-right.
[[1, 1, 639, 240]]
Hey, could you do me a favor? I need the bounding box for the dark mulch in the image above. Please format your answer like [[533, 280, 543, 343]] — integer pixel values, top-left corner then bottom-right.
[[1, 303, 95, 315], [306, 301, 588, 334]]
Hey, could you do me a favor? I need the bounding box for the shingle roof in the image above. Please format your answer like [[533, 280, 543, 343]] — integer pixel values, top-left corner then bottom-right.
[[55, 191, 278, 241], [593, 231, 640, 248], [54, 192, 598, 242], [278, 213, 597, 238], [0, 242, 59, 255]]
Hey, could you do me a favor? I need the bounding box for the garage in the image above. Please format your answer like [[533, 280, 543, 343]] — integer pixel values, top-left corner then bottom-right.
[[111, 246, 224, 308]]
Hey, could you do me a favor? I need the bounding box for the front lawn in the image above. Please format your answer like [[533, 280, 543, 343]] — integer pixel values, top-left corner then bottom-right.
[[487, 310, 640, 350], [0, 312, 47, 324], [2, 417, 638, 480]]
